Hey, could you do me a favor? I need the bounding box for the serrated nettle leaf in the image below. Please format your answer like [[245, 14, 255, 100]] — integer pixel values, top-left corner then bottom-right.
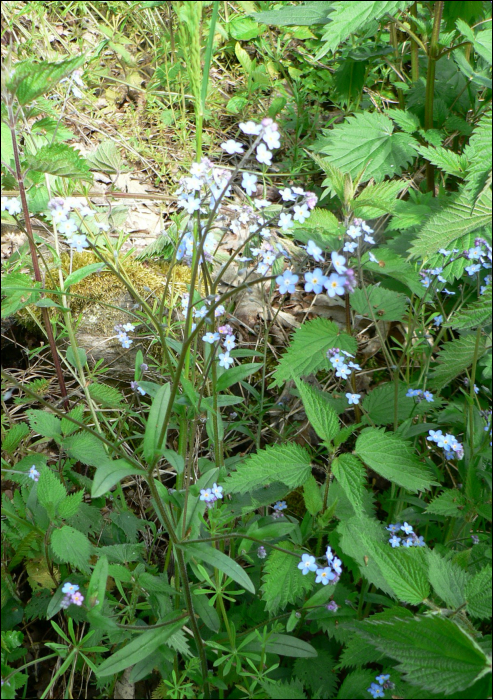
[[365, 539, 430, 605], [261, 540, 313, 614], [87, 382, 123, 408], [355, 428, 437, 492], [314, 111, 418, 182], [91, 459, 144, 499], [316, 1, 413, 58], [446, 285, 492, 330], [96, 618, 186, 677], [180, 542, 255, 594], [354, 615, 491, 695], [362, 381, 441, 426], [225, 443, 312, 494], [25, 409, 61, 439], [143, 383, 170, 466], [50, 526, 91, 574], [7, 54, 86, 105], [466, 566, 492, 620], [350, 284, 408, 322], [332, 454, 366, 516], [26, 143, 92, 180], [427, 549, 470, 610], [86, 140, 124, 174], [37, 467, 66, 513], [302, 474, 323, 516], [362, 247, 425, 297], [57, 490, 84, 520], [63, 431, 109, 467], [272, 318, 357, 388], [409, 188, 492, 259], [427, 492, 465, 521], [388, 108, 421, 133], [296, 379, 339, 443], [428, 333, 487, 389]]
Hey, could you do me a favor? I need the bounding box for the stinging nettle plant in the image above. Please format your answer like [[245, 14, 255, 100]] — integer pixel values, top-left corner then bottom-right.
[[1, 2, 492, 699]]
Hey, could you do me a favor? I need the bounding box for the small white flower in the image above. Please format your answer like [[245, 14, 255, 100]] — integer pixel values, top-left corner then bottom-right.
[[331, 251, 347, 274], [262, 126, 281, 150], [223, 334, 236, 351], [241, 172, 257, 196], [293, 204, 309, 224], [343, 241, 358, 253], [5, 198, 22, 216], [279, 212, 293, 231], [346, 225, 362, 239], [221, 139, 244, 155], [256, 143, 273, 166], [346, 392, 361, 405], [306, 240, 324, 262], [219, 352, 234, 368], [279, 187, 295, 202], [239, 121, 262, 135]]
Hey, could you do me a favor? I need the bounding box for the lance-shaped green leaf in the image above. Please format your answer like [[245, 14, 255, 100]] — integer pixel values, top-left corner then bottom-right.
[[64, 263, 106, 289], [143, 383, 171, 465], [91, 459, 143, 499], [86, 555, 109, 612], [247, 634, 318, 658], [355, 428, 436, 492], [96, 618, 186, 677], [181, 542, 255, 594], [216, 362, 263, 392], [296, 379, 339, 444]]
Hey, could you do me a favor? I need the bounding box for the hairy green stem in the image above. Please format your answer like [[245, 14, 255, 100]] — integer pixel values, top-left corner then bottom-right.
[[424, 0, 444, 193]]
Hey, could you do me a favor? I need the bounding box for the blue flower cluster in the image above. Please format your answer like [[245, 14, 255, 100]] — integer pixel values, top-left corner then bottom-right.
[[326, 348, 362, 405], [297, 546, 342, 586], [367, 674, 393, 698], [387, 522, 426, 548], [199, 483, 223, 506], [427, 429, 464, 460], [406, 388, 434, 402], [114, 323, 136, 349]]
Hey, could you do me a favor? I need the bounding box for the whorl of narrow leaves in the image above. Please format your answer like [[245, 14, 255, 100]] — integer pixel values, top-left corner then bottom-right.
[[355, 428, 437, 492], [354, 615, 491, 695], [261, 541, 313, 614], [225, 443, 312, 494]]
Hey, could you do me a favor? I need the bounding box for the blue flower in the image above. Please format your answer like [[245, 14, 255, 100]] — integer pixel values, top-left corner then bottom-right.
[[62, 582, 79, 595], [433, 315, 443, 326], [401, 522, 414, 535], [367, 681, 385, 698], [386, 523, 401, 533], [298, 553, 318, 575], [346, 392, 361, 405], [423, 391, 434, 403], [315, 567, 336, 585], [306, 240, 324, 262], [376, 674, 390, 686], [276, 270, 299, 294], [465, 263, 481, 276], [304, 268, 327, 294], [389, 535, 401, 548], [273, 501, 287, 511]]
